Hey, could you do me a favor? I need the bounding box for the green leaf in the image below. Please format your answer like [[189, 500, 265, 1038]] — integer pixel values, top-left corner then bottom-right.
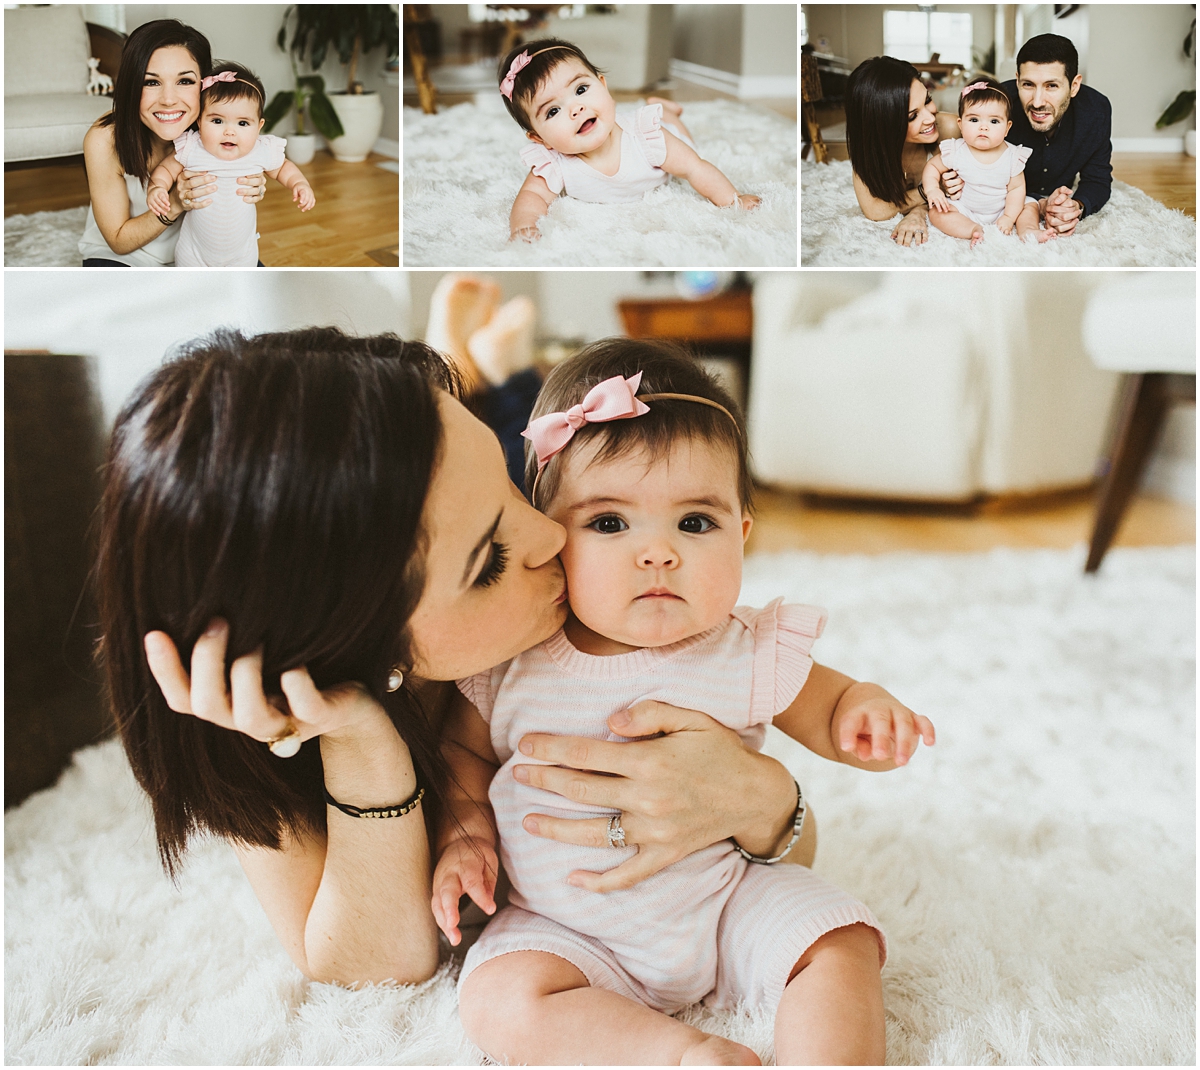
[[262, 90, 295, 132], [297, 75, 325, 92], [309, 91, 345, 141], [1156, 89, 1196, 128]]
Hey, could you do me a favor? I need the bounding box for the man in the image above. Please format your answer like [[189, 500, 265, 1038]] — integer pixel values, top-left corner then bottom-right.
[[1002, 33, 1112, 235]]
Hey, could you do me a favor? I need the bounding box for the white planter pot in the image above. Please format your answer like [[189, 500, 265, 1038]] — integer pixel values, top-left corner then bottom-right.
[[286, 132, 316, 165], [1185, 129, 1196, 158], [327, 91, 383, 162]]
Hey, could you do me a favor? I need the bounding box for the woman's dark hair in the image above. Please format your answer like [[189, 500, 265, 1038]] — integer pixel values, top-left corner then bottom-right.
[[498, 37, 603, 132], [845, 55, 923, 209], [99, 19, 213, 184], [526, 339, 752, 513], [1016, 33, 1079, 83], [96, 328, 458, 877], [958, 77, 1010, 119], [201, 62, 266, 121]]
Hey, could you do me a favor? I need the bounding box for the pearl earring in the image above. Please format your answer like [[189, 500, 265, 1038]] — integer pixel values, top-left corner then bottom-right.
[[386, 668, 404, 692]]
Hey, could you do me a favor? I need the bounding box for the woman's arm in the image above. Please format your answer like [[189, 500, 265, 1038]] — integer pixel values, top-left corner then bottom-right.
[[509, 171, 557, 242], [660, 129, 759, 210], [851, 168, 923, 222], [144, 623, 439, 985], [83, 122, 180, 255]]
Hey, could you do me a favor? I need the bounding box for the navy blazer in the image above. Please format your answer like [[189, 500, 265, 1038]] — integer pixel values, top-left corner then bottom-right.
[[1002, 81, 1113, 218]]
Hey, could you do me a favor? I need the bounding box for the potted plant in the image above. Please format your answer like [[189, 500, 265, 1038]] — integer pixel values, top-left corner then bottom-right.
[[262, 69, 344, 165], [1156, 8, 1196, 156], [277, 5, 400, 163]]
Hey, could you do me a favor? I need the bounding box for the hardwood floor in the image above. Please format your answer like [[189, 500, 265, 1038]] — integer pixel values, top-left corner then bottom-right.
[[4, 151, 399, 267], [746, 486, 1195, 556]]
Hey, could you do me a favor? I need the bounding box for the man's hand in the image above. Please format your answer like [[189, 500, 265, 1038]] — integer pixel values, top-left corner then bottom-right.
[[939, 168, 964, 200], [1040, 187, 1083, 235]]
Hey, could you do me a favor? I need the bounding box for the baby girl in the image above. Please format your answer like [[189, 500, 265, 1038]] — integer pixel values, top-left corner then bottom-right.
[[148, 63, 315, 267], [922, 79, 1051, 246], [434, 341, 935, 1064], [499, 39, 761, 242]]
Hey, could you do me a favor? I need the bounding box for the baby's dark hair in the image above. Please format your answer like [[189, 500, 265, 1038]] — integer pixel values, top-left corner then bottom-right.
[[958, 77, 1010, 119], [201, 62, 266, 120], [498, 37, 603, 132], [525, 339, 752, 513]]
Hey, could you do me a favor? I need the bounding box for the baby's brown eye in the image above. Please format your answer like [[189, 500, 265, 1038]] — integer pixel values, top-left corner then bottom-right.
[[590, 515, 627, 534]]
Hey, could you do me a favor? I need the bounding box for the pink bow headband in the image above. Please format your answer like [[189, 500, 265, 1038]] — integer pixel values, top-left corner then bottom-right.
[[961, 81, 991, 97], [522, 373, 740, 505], [499, 45, 571, 100], [201, 70, 262, 100]]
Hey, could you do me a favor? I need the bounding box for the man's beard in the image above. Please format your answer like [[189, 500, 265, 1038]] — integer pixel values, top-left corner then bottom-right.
[[1026, 97, 1069, 133]]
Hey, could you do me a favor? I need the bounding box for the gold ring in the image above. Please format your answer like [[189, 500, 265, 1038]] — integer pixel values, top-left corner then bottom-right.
[[267, 722, 302, 758]]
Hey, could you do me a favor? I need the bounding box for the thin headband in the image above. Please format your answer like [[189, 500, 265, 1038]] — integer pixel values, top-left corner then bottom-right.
[[202, 70, 263, 101], [500, 46, 573, 100]]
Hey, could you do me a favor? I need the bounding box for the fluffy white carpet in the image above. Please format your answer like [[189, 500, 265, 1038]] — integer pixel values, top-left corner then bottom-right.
[[6, 545, 1194, 1065], [801, 158, 1197, 266], [403, 98, 797, 267], [4, 206, 87, 267]]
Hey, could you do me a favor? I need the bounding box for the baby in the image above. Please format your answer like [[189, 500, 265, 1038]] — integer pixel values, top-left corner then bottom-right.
[[500, 38, 761, 242], [147, 63, 315, 267], [922, 79, 1051, 246], [434, 341, 936, 1065]]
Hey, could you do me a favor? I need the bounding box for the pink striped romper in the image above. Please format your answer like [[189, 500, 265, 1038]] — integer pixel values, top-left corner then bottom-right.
[[456, 598, 886, 1013]]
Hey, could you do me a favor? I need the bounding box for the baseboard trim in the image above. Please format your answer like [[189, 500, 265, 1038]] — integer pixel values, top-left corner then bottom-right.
[[1144, 455, 1196, 504], [1111, 136, 1185, 153], [669, 59, 794, 100], [373, 137, 399, 159]]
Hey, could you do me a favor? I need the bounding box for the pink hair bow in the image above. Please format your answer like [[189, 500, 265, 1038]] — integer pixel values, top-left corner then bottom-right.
[[522, 373, 650, 470], [961, 81, 990, 97], [500, 50, 532, 100], [201, 70, 237, 91]]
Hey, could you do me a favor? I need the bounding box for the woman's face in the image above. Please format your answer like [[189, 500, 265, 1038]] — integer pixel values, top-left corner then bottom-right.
[[407, 393, 568, 682], [905, 79, 938, 144], [139, 45, 202, 142]]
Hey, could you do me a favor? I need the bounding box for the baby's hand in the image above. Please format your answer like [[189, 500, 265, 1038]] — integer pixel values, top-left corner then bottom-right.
[[292, 182, 315, 212], [147, 185, 171, 216], [737, 194, 761, 211], [925, 185, 950, 213], [996, 214, 1016, 235], [834, 690, 935, 767], [431, 836, 498, 946], [510, 225, 540, 243]]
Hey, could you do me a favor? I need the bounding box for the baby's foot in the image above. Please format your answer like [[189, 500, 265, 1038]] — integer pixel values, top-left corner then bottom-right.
[[426, 274, 501, 386], [680, 1034, 760, 1066], [646, 95, 683, 121], [468, 295, 536, 387], [969, 227, 985, 248], [1028, 226, 1056, 243]]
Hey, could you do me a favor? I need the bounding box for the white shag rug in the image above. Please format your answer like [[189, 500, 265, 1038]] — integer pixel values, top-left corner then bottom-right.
[[6, 545, 1194, 1065], [403, 98, 797, 267], [4, 206, 88, 267], [801, 158, 1197, 266]]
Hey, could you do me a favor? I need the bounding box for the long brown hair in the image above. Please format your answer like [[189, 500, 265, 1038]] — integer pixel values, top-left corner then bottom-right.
[[96, 328, 456, 876], [845, 56, 922, 209], [98, 19, 212, 184]]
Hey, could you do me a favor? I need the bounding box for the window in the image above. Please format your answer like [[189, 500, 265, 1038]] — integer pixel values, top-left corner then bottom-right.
[[883, 10, 973, 67]]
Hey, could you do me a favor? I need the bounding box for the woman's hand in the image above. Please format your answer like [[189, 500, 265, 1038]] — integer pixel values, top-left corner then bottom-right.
[[173, 170, 216, 213], [143, 618, 390, 748], [236, 173, 268, 204], [512, 701, 798, 893], [891, 207, 929, 246]]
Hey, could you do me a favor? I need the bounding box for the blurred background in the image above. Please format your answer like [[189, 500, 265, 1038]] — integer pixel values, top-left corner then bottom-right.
[[5, 267, 1194, 807], [801, 3, 1196, 216], [403, 3, 797, 119]]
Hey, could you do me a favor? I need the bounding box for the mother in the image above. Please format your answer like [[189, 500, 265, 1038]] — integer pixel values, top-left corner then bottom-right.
[[79, 19, 266, 267], [845, 56, 960, 247], [97, 329, 816, 985]]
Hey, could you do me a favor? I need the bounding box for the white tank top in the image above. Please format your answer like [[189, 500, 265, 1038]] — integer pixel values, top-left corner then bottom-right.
[[78, 172, 180, 266]]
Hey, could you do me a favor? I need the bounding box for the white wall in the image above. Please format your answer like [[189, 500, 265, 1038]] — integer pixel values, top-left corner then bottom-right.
[[802, 4, 995, 69]]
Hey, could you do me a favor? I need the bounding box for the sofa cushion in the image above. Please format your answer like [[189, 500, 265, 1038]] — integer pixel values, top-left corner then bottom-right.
[[5, 4, 92, 97], [4, 92, 111, 162]]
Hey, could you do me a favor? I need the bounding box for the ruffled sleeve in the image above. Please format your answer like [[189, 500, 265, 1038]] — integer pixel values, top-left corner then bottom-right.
[[937, 138, 960, 168], [258, 133, 287, 172], [1009, 142, 1033, 176], [633, 103, 667, 167], [741, 597, 828, 725], [520, 143, 564, 195], [172, 130, 199, 167]]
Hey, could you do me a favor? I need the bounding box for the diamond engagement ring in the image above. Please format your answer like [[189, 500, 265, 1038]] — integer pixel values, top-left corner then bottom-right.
[[267, 722, 301, 758], [605, 814, 627, 848]]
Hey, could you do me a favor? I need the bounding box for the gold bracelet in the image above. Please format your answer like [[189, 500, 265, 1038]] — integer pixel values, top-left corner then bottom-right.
[[324, 784, 424, 819]]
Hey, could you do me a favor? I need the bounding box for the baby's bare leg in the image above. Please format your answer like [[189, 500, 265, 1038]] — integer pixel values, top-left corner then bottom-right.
[[774, 923, 885, 1065], [646, 96, 694, 143], [459, 950, 759, 1065], [1015, 200, 1054, 243], [928, 207, 985, 247]]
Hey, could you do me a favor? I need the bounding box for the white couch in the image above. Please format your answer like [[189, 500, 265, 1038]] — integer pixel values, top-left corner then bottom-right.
[[5, 5, 113, 163], [748, 272, 1121, 501]]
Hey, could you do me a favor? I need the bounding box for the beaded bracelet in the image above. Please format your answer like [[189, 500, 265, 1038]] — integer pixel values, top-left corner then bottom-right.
[[731, 778, 806, 865], [324, 784, 424, 819]]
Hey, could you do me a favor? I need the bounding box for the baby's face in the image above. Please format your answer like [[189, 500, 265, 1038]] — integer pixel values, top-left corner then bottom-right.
[[544, 435, 751, 655], [959, 100, 1010, 150], [198, 97, 263, 160], [525, 58, 617, 155]]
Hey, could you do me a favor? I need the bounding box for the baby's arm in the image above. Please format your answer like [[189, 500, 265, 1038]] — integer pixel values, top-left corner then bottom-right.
[[997, 172, 1025, 235], [431, 689, 501, 946], [660, 129, 760, 211], [773, 663, 935, 771], [147, 155, 185, 216], [509, 171, 557, 242], [265, 160, 315, 212], [921, 154, 952, 213]]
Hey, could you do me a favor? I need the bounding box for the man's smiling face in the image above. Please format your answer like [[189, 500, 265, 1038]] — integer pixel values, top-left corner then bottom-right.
[[1016, 61, 1082, 132]]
